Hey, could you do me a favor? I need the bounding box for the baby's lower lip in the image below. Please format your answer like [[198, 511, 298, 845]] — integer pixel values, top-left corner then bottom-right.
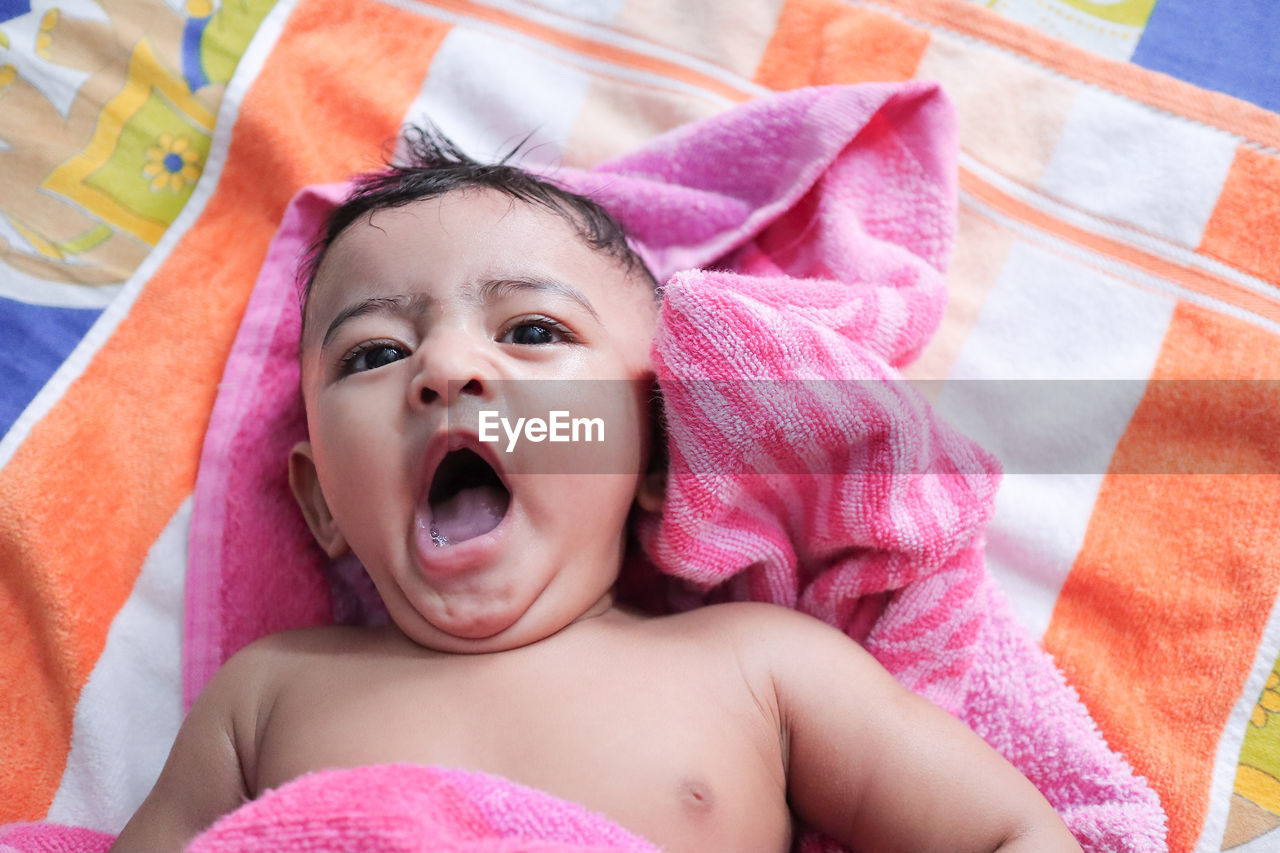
[[411, 501, 511, 576]]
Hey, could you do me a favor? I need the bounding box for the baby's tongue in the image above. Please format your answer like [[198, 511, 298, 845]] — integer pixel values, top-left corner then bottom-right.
[[431, 485, 507, 543]]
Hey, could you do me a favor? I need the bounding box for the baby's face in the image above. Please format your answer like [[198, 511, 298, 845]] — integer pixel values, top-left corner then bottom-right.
[[292, 188, 659, 653]]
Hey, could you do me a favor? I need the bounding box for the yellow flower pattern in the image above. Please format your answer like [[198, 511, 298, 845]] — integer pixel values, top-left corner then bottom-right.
[[1233, 655, 1280, 845], [7, 0, 271, 270], [142, 134, 203, 193], [36, 9, 60, 60], [1253, 671, 1280, 729]]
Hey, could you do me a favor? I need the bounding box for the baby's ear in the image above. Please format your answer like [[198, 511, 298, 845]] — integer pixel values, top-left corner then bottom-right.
[[635, 469, 666, 514], [288, 441, 349, 558]]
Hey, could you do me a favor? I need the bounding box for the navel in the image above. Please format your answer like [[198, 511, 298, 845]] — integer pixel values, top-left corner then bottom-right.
[[678, 776, 715, 814]]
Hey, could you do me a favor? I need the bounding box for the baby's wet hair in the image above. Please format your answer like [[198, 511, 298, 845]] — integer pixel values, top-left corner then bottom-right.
[[298, 124, 657, 328]]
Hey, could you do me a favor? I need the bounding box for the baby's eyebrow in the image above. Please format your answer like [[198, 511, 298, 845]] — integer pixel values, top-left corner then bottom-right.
[[321, 293, 433, 350], [319, 279, 599, 351], [477, 278, 600, 322]]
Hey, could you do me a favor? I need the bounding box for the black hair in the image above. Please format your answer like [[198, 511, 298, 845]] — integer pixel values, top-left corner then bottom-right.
[[297, 124, 656, 326]]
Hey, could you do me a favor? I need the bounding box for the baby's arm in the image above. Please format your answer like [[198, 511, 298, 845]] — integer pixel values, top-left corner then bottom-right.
[[755, 606, 1082, 852], [110, 641, 269, 852]]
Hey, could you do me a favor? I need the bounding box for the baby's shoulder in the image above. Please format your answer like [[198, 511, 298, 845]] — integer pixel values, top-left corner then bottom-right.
[[668, 600, 842, 643], [236, 623, 384, 656], [667, 602, 875, 678], [206, 625, 386, 699], [223, 624, 364, 666]]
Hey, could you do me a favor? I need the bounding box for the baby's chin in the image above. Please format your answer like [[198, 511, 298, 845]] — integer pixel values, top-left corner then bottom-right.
[[390, 584, 617, 655]]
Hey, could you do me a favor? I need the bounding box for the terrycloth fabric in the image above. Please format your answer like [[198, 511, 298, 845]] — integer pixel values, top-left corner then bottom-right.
[[0, 824, 112, 853], [626, 267, 997, 712], [0, 766, 658, 852], [178, 82, 1165, 852], [184, 765, 657, 853], [636, 269, 1164, 852]]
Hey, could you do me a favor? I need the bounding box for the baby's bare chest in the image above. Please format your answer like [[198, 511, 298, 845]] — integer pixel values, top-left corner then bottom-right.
[[251, 636, 791, 853]]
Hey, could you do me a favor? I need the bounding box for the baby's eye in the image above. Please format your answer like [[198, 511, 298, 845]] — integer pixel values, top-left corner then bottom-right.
[[500, 317, 573, 346], [340, 341, 408, 375]]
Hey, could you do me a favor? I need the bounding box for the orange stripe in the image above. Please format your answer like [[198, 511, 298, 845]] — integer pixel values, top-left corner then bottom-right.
[[405, 0, 755, 103], [1044, 303, 1280, 852], [959, 167, 1280, 326], [866, 0, 1280, 150], [0, 0, 446, 821], [755, 0, 930, 89], [1201, 145, 1280, 286]]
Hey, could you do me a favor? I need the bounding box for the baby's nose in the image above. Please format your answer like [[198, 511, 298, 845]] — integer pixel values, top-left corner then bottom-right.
[[409, 332, 492, 408], [417, 377, 483, 406]]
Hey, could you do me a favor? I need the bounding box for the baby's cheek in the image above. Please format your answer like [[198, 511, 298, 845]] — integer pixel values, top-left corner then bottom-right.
[[572, 474, 643, 529]]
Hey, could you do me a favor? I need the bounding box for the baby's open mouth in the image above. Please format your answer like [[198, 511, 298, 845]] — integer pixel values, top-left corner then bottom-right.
[[426, 448, 511, 546]]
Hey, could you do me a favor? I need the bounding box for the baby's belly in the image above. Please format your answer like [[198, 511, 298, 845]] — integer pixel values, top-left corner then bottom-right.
[[254, 698, 791, 853]]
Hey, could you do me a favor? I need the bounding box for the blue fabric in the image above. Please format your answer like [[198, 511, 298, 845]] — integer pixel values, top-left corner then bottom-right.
[[182, 15, 211, 92], [0, 298, 101, 442], [1133, 0, 1280, 112], [0, 0, 32, 23]]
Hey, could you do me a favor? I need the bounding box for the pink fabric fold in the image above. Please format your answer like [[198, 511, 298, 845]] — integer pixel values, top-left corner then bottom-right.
[[185, 765, 658, 853], [0, 767, 658, 852], [0, 823, 113, 853], [181, 82, 1166, 852], [629, 268, 1164, 853]]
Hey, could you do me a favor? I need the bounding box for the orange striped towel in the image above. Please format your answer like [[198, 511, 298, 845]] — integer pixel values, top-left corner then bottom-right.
[[3, 2, 1279, 851]]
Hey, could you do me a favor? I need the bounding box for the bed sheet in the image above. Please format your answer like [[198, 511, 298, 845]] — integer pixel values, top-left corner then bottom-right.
[[2, 1, 1279, 851]]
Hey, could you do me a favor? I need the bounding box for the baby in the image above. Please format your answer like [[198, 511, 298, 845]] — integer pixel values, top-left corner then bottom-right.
[[112, 130, 1082, 853]]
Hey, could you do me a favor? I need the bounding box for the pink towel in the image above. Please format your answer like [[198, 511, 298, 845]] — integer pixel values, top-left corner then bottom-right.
[[184, 765, 657, 852], [177, 82, 1166, 852], [0, 823, 113, 853], [0, 766, 656, 852]]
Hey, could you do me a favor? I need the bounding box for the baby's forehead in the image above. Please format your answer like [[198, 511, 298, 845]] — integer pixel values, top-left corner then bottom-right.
[[301, 191, 652, 332]]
